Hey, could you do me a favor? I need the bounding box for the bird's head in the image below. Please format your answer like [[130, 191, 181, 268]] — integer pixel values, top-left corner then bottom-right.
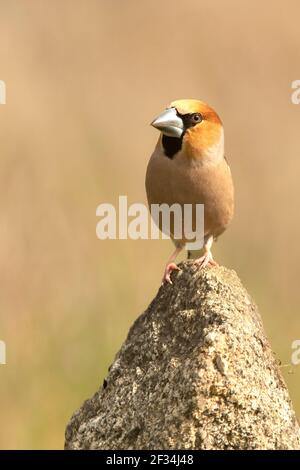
[[151, 99, 223, 161]]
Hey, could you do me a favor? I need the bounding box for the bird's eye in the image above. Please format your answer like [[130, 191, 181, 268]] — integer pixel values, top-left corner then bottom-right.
[[191, 113, 202, 123]]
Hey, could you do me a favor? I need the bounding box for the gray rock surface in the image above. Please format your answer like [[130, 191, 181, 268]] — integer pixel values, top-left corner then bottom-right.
[[65, 263, 300, 449]]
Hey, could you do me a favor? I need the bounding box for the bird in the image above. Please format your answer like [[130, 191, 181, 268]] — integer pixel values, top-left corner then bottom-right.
[[145, 99, 234, 284]]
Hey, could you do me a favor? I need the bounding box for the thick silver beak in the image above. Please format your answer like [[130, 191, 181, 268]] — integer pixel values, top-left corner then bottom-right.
[[151, 108, 184, 138]]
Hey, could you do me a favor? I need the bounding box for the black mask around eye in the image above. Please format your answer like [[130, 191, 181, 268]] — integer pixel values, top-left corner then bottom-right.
[[181, 112, 203, 128], [162, 112, 203, 159]]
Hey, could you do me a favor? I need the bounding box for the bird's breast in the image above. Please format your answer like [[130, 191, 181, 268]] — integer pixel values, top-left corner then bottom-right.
[[145, 149, 234, 239]]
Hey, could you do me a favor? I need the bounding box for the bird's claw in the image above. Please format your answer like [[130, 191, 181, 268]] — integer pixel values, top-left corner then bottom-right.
[[162, 263, 181, 285], [193, 251, 218, 269]]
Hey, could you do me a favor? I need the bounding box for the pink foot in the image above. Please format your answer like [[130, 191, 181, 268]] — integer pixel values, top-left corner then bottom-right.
[[194, 251, 218, 269], [162, 263, 181, 285]]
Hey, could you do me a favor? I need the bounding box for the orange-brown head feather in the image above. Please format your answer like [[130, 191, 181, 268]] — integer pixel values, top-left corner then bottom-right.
[[169, 99, 223, 160]]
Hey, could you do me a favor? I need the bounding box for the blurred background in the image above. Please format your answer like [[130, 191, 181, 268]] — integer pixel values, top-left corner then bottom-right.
[[0, 0, 299, 449]]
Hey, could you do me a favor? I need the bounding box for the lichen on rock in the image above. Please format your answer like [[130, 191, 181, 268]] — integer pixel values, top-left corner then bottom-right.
[[65, 263, 300, 450]]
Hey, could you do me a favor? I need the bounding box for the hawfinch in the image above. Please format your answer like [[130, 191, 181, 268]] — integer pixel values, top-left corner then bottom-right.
[[146, 99, 234, 284]]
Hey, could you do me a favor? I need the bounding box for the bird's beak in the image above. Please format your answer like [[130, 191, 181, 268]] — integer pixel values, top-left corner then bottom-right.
[[151, 108, 184, 138]]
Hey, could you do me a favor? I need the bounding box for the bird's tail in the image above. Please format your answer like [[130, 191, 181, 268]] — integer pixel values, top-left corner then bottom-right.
[[187, 249, 204, 260]]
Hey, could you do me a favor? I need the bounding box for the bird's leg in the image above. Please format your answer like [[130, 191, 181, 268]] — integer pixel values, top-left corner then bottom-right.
[[162, 246, 183, 285], [194, 235, 218, 269]]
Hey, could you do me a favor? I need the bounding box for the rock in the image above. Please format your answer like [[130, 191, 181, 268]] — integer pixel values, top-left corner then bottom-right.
[[65, 263, 300, 450]]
